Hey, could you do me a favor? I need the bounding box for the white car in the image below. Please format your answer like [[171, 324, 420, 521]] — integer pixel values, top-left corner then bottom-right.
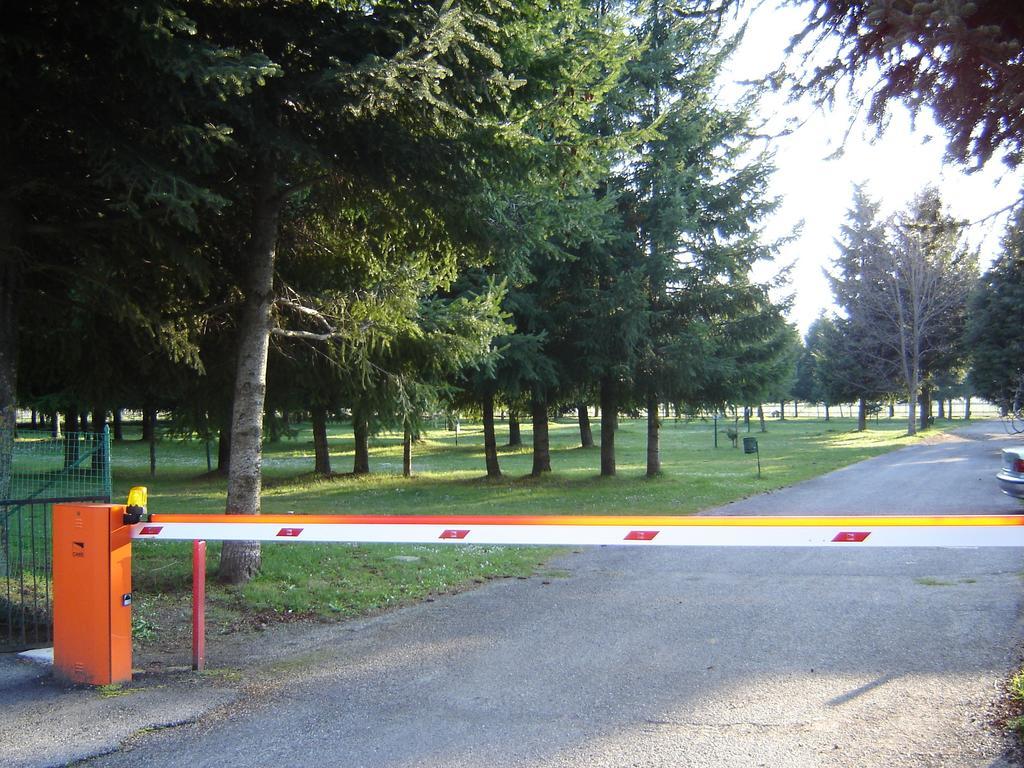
[[997, 447, 1024, 499]]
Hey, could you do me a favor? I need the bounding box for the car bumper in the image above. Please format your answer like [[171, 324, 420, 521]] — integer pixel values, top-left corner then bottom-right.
[[997, 471, 1024, 499]]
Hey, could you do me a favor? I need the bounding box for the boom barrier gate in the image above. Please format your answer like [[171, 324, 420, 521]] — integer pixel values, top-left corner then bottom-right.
[[52, 502, 1024, 685]]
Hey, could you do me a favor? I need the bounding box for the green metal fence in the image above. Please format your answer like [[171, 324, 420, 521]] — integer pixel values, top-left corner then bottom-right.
[[1, 427, 111, 650]]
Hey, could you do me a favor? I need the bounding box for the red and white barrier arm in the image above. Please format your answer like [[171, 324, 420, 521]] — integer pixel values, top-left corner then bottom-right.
[[130, 514, 1024, 548]]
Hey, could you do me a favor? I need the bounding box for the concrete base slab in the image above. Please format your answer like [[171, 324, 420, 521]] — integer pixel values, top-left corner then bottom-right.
[[16, 648, 53, 666]]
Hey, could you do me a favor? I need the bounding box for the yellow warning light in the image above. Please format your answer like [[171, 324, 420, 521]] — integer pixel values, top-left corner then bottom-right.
[[125, 486, 148, 524]]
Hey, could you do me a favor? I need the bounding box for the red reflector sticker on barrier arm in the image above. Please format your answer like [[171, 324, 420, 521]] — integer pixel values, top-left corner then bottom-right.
[[832, 531, 871, 543], [129, 514, 1024, 548]]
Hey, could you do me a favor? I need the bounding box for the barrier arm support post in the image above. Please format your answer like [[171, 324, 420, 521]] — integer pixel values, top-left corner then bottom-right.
[[53, 504, 133, 686], [192, 540, 206, 672]]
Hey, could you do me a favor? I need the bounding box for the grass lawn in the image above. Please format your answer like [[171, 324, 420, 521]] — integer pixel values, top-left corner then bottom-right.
[[110, 412, 963, 640]]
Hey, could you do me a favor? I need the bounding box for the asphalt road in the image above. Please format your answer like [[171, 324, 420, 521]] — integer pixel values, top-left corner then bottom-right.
[[88, 420, 1024, 768]]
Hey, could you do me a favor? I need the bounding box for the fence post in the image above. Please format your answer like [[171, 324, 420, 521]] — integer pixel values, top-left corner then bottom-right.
[[102, 425, 112, 502], [0, 425, 12, 507]]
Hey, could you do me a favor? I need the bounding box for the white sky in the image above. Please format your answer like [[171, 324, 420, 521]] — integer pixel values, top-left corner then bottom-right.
[[719, 2, 1024, 336]]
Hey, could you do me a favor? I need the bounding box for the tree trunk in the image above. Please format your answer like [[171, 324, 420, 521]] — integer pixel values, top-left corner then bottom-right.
[[403, 424, 413, 478], [919, 387, 931, 431], [217, 422, 231, 476], [778, 401, 785, 421], [577, 403, 594, 448], [531, 394, 550, 476], [311, 405, 331, 475], [757, 404, 766, 432], [600, 378, 616, 477], [824, 404, 830, 422], [141, 405, 156, 442], [90, 409, 107, 471], [112, 409, 123, 441], [80, 412, 89, 432], [793, 401, 799, 418], [51, 411, 60, 439], [965, 396, 972, 419], [743, 406, 751, 430], [507, 409, 522, 447], [267, 409, 281, 443], [906, 382, 918, 435], [482, 391, 501, 478], [0, 128, 20, 502], [219, 158, 282, 585], [857, 397, 867, 431], [937, 398, 945, 419], [62, 410, 79, 469], [889, 400, 895, 418], [646, 392, 660, 477], [352, 405, 370, 475], [148, 408, 157, 477]]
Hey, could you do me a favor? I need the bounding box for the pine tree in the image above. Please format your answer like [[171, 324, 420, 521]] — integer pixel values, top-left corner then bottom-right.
[[639, 8, 788, 473], [452, 1, 639, 479], [798, 316, 843, 420], [794, 0, 1024, 168], [2, 3, 273, 494], [567, 0, 788, 476], [826, 185, 897, 428], [176, 2, 545, 582], [968, 205, 1024, 410]]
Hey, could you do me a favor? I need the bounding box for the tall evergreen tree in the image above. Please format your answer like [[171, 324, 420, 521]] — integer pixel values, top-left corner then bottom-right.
[[177, 2, 554, 582], [1, 2, 272, 452], [798, 316, 843, 419], [582, 0, 787, 476], [1, 3, 279, 505], [458, 1, 639, 479], [827, 185, 896, 428], [792, 322, 823, 410], [967, 204, 1024, 411]]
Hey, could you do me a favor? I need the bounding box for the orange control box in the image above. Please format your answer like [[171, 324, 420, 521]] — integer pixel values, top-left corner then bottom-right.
[[53, 504, 133, 685]]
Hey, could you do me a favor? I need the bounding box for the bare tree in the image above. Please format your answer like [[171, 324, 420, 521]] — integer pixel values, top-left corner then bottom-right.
[[855, 190, 977, 435]]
